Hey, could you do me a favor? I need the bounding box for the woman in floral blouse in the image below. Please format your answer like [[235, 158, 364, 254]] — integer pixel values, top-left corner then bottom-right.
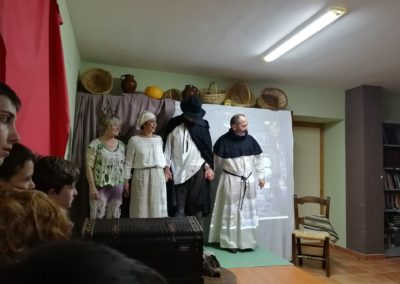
[[86, 113, 127, 219]]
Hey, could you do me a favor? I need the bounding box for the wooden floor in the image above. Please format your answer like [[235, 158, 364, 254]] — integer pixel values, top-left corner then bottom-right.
[[229, 266, 323, 284], [224, 246, 400, 284], [299, 246, 400, 284]]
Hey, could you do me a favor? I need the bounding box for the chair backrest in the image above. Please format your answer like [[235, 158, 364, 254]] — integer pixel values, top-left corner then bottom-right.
[[293, 195, 330, 229]]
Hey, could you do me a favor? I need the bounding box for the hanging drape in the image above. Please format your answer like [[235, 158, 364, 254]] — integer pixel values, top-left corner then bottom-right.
[[0, 0, 69, 156], [69, 92, 176, 234]]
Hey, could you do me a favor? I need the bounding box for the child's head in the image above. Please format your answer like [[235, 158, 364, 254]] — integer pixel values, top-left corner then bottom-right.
[[33, 156, 80, 209], [1, 240, 167, 283], [0, 143, 36, 190], [0, 188, 72, 264]]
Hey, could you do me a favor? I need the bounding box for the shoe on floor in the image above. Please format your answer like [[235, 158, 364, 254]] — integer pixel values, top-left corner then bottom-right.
[[239, 248, 255, 252], [226, 248, 237, 253]]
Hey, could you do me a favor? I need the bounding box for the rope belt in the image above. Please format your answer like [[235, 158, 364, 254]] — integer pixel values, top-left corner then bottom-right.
[[223, 169, 252, 210], [138, 166, 159, 170]]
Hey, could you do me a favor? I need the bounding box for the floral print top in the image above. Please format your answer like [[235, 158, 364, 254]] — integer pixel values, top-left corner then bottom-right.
[[86, 138, 125, 187]]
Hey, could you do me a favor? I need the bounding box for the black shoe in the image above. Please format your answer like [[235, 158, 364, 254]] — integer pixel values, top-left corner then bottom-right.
[[227, 248, 237, 253], [239, 248, 254, 252]]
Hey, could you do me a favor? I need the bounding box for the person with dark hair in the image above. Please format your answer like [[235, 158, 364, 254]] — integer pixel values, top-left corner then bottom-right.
[[208, 114, 266, 253], [86, 113, 126, 219], [0, 143, 36, 190], [163, 86, 215, 218], [1, 240, 167, 284], [0, 82, 21, 166], [124, 110, 169, 218], [0, 188, 72, 264], [33, 156, 80, 210]]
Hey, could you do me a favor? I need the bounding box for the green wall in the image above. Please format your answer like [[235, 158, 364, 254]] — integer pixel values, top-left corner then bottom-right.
[[80, 62, 234, 95], [60, 1, 348, 249], [250, 82, 345, 121], [80, 62, 345, 121], [79, 61, 348, 248], [324, 121, 346, 247], [58, 0, 81, 157]]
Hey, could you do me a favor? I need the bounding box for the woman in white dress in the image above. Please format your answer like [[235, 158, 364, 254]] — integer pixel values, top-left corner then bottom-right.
[[123, 111, 170, 218]]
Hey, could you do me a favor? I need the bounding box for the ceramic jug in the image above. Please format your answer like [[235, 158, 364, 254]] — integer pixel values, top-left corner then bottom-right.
[[121, 74, 137, 94]]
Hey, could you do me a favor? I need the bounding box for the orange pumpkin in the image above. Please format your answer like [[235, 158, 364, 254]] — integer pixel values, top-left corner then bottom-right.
[[144, 86, 163, 99]]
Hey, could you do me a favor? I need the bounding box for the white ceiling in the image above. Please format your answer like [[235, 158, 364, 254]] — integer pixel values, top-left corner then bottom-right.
[[66, 0, 400, 95]]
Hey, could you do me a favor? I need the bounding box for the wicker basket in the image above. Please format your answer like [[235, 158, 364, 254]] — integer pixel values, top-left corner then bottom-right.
[[80, 68, 113, 95], [225, 82, 256, 107], [199, 81, 225, 104], [163, 88, 182, 101], [256, 87, 288, 110]]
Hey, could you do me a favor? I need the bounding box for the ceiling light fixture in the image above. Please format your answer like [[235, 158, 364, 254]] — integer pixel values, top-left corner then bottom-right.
[[263, 6, 346, 62]]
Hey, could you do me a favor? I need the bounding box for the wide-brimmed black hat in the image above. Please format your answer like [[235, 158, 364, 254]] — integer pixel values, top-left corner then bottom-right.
[[180, 96, 206, 119]]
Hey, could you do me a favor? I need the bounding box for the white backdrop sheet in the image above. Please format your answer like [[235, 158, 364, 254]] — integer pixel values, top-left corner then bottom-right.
[[173, 102, 294, 260]]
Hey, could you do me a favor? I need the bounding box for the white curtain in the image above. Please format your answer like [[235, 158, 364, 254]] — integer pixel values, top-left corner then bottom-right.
[[174, 102, 294, 260]]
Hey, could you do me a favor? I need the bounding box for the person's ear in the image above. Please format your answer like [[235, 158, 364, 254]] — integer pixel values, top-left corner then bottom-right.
[[47, 188, 57, 196]]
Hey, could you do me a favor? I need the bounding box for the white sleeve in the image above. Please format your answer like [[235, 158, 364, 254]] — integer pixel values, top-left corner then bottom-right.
[[164, 133, 173, 167], [254, 154, 265, 180], [123, 137, 136, 179]]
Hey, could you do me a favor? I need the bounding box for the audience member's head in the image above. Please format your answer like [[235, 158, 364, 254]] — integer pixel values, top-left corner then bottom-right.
[[0, 188, 72, 264], [0, 143, 36, 190], [0, 82, 21, 165], [33, 156, 79, 209], [1, 240, 167, 284]]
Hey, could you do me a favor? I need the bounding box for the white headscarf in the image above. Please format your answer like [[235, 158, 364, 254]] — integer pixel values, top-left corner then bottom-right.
[[136, 111, 156, 130]]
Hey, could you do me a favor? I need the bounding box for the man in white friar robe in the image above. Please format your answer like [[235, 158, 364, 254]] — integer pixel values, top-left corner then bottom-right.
[[208, 114, 265, 253]]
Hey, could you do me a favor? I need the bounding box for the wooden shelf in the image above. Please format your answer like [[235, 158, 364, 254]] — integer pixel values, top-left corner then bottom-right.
[[384, 144, 400, 148], [386, 246, 400, 257], [385, 209, 400, 213], [383, 122, 400, 256]]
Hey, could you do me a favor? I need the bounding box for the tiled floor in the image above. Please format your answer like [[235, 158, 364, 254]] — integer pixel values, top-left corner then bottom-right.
[[297, 247, 400, 283]]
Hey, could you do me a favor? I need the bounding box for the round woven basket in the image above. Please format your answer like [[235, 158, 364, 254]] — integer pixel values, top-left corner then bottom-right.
[[199, 81, 225, 104], [80, 68, 113, 95], [163, 88, 182, 101], [257, 87, 288, 110], [226, 82, 256, 107]]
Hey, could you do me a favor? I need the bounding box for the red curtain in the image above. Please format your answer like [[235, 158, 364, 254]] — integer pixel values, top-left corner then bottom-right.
[[0, 0, 69, 157]]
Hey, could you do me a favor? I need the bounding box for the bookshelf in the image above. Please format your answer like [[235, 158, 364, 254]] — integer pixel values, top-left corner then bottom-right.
[[383, 123, 400, 256]]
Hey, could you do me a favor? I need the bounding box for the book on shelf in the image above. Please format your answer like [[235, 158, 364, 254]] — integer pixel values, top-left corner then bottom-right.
[[385, 192, 400, 209], [394, 173, 400, 188], [383, 123, 400, 145], [386, 172, 395, 189]]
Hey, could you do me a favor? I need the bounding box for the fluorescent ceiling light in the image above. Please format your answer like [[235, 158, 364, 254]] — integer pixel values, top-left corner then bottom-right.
[[263, 6, 346, 62]]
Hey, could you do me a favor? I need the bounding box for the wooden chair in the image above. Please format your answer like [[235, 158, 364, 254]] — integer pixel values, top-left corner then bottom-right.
[[291, 195, 331, 277]]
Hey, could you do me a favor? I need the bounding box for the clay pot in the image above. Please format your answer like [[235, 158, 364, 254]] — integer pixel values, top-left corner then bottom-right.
[[121, 74, 137, 94]]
